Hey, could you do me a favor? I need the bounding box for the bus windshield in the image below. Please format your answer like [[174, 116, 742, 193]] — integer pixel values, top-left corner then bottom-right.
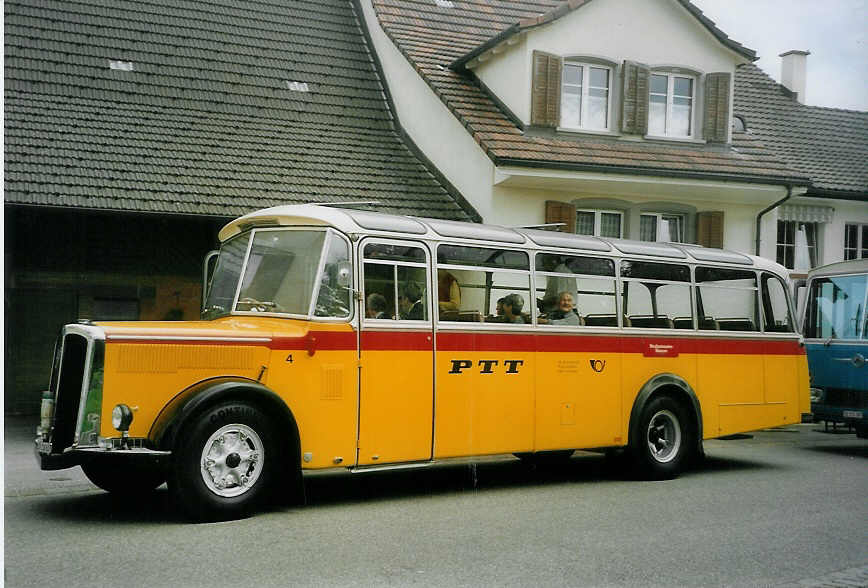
[[202, 229, 328, 319], [805, 273, 868, 340]]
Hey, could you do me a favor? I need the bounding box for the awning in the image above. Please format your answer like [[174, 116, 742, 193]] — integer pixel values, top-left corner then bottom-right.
[[778, 204, 835, 223]]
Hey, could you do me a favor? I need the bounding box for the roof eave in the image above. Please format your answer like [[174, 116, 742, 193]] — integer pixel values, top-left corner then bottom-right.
[[493, 156, 811, 187]]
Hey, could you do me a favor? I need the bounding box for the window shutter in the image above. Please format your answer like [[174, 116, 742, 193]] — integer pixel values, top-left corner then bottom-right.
[[545, 201, 576, 233], [697, 211, 724, 248], [621, 60, 650, 134], [531, 51, 562, 127], [703, 72, 731, 143]]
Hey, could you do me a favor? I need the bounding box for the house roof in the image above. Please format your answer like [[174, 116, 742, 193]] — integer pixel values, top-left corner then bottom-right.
[[734, 63, 868, 200], [3, 0, 474, 220], [451, 0, 756, 71], [370, 0, 808, 186]]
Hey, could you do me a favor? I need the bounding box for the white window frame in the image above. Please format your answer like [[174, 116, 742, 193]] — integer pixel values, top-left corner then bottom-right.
[[844, 223, 868, 260], [648, 72, 696, 139], [776, 220, 819, 269], [560, 62, 612, 132], [576, 209, 624, 238], [640, 213, 685, 243]]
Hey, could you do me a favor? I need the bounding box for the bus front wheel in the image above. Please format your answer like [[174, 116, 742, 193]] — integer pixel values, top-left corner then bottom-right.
[[169, 400, 280, 521], [632, 396, 692, 480]]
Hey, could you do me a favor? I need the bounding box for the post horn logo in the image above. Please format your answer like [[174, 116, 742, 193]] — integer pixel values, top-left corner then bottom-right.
[[589, 359, 606, 373]]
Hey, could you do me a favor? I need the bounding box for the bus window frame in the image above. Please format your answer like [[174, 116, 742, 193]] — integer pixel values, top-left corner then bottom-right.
[[803, 271, 868, 341], [435, 242, 533, 328], [360, 237, 433, 329], [230, 226, 338, 322], [619, 259, 694, 331]]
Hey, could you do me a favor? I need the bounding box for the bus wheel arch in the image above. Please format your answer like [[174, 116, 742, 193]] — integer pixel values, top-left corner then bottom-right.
[[628, 374, 702, 479], [151, 377, 303, 519]]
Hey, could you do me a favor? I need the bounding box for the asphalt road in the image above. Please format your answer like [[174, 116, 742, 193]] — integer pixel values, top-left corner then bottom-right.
[[4, 419, 867, 587]]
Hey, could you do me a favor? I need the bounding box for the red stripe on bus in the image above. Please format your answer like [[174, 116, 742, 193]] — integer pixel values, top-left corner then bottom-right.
[[270, 331, 357, 351]]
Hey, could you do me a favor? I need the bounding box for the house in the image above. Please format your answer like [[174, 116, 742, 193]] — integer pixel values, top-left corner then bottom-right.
[[3, 0, 474, 414], [734, 53, 868, 272], [358, 0, 826, 255]]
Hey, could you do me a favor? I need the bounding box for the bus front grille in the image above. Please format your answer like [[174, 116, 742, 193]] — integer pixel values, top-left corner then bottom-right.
[[823, 388, 868, 409], [50, 333, 88, 453]]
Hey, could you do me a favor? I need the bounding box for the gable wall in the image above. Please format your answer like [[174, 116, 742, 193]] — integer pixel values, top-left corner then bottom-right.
[[475, 0, 739, 126]]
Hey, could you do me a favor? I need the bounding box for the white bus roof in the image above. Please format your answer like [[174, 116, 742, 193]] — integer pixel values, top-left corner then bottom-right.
[[219, 204, 784, 273], [806, 258, 868, 278]]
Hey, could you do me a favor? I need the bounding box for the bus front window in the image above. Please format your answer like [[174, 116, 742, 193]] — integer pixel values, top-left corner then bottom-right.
[[203, 229, 328, 318]]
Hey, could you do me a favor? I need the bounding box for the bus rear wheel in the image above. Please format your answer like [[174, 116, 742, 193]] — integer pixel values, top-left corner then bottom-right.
[[168, 400, 279, 521], [631, 396, 692, 480]]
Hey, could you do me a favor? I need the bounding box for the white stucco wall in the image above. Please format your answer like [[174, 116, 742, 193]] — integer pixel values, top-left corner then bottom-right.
[[358, 0, 497, 220], [474, 0, 742, 135]]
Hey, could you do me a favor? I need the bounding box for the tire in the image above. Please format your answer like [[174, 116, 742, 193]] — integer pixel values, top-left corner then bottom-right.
[[631, 395, 692, 480], [855, 424, 868, 440], [82, 460, 166, 494], [168, 401, 280, 521]]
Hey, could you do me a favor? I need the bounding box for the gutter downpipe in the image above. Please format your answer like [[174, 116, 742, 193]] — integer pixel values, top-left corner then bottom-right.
[[755, 184, 793, 256]]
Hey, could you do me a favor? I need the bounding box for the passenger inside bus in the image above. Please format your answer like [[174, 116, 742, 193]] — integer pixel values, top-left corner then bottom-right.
[[398, 282, 425, 321], [538, 291, 581, 326], [365, 293, 391, 319], [502, 293, 526, 324], [437, 269, 461, 313], [539, 257, 578, 314]]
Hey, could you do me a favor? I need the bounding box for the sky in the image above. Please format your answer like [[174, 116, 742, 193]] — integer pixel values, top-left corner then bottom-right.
[[690, 0, 868, 111]]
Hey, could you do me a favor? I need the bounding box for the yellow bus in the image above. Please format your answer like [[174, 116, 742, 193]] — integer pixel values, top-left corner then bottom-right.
[[36, 204, 810, 520]]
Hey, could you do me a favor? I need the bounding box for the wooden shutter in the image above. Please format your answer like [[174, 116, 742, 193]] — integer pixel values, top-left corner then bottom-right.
[[531, 51, 562, 127], [703, 72, 731, 143], [621, 60, 650, 135], [697, 211, 724, 248], [545, 201, 576, 233]]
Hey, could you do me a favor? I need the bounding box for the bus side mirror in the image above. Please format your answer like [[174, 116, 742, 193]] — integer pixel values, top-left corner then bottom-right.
[[336, 261, 352, 288], [202, 250, 220, 308]]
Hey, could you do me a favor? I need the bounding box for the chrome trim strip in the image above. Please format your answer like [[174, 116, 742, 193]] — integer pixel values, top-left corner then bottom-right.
[[107, 335, 272, 342]]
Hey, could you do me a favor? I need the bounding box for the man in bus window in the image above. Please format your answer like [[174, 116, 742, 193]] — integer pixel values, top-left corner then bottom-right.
[[398, 282, 424, 320], [502, 293, 525, 324], [539, 292, 580, 326], [366, 293, 390, 319]]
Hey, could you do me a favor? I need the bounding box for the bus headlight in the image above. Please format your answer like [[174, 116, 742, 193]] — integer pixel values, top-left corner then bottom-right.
[[111, 404, 134, 432], [809, 388, 824, 404]]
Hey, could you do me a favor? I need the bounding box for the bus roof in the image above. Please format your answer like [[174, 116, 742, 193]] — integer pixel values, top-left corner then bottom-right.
[[219, 204, 784, 273], [806, 258, 868, 278]]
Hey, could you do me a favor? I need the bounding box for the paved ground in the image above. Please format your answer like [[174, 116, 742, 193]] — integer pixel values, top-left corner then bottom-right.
[[4, 417, 868, 587]]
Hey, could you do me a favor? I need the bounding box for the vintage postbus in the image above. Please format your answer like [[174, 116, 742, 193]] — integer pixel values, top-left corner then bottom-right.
[[36, 205, 810, 520], [800, 259, 868, 438]]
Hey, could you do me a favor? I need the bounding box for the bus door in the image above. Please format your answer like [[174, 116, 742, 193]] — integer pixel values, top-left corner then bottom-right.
[[357, 239, 434, 466]]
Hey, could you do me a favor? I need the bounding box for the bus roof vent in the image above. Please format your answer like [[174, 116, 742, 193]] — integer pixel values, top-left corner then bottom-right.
[[679, 245, 753, 265], [423, 218, 526, 244], [347, 210, 427, 235], [611, 240, 687, 259], [518, 229, 612, 252]]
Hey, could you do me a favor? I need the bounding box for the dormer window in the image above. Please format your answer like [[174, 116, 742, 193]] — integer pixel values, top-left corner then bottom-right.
[[561, 62, 611, 131], [649, 73, 695, 138]]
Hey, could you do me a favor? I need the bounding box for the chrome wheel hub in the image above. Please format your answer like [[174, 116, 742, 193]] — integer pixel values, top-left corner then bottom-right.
[[200, 424, 264, 498], [646, 409, 681, 464]]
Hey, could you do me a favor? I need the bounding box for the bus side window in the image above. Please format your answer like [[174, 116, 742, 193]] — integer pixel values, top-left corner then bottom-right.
[[436, 245, 531, 324], [620, 260, 691, 329], [695, 266, 760, 332], [761, 273, 794, 333]]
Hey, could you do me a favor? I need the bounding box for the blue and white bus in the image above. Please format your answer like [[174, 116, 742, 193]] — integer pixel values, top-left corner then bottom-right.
[[801, 259, 868, 438]]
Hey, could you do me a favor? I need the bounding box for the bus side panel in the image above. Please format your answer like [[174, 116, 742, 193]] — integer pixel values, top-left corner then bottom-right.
[[102, 342, 269, 440], [698, 350, 763, 438], [534, 335, 622, 450], [434, 337, 535, 459], [267, 347, 359, 470]]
